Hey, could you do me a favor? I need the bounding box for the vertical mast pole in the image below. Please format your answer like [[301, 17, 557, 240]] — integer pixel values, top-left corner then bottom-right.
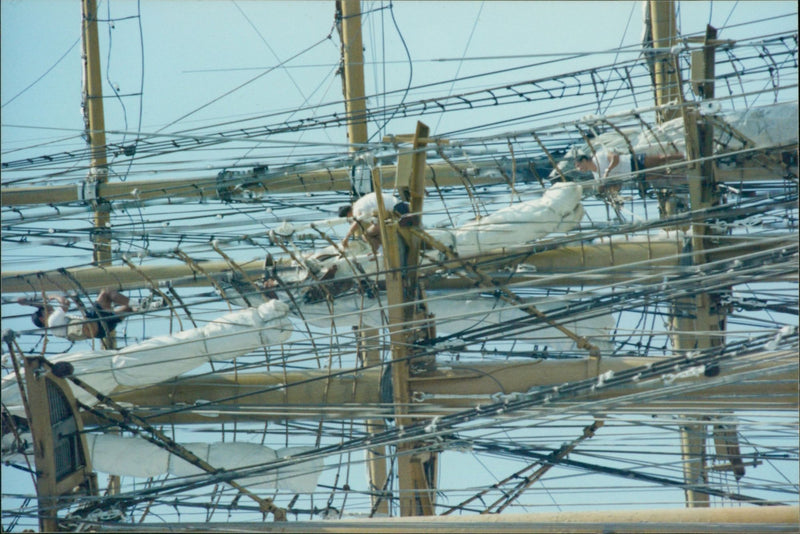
[[651, 1, 727, 505], [339, 1, 438, 515], [649, 0, 681, 123], [81, 2, 120, 496], [650, 0, 712, 508], [357, 326, 390, 516], [378, 122, 437, 516], [340, 0, 369, 152], [685, 25, 722, 352], [677, 25, 725, 508], [340, 0, 397, 514], [82, 0, 111, 267]]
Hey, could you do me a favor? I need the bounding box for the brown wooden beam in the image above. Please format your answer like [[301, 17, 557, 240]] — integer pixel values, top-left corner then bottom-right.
[[84, 354, 799, 426], [0, 161, 501, 207], [3, 237, 794, 295], [91, 506, 800, 533], [3, 156, 793, 208]]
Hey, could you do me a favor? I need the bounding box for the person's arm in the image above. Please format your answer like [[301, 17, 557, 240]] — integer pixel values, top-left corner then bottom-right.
[[603, 152, 620, 178], [341, 220, 360, 248], [16, 296, 52, 313], [54, 295, 69, 311]]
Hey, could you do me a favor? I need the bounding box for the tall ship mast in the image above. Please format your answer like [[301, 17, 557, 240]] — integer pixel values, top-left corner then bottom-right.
[[1, 1, 798, 532]]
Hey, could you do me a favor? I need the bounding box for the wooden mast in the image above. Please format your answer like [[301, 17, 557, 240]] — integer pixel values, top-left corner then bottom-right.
[[82, 0, 111, 268], [2, 3, 794, 526], [649, 0, 707, 508], [339, 0, 368, 156], [339, 0, 424, 515], [339, 0, 439, 514], [678, 23, 732, 509], [358, 326, 390, 516], [379, 122, 439, 516], [650, 0, 729, 507], [81, 0, 123, 498], [648, 0, 681, 123]]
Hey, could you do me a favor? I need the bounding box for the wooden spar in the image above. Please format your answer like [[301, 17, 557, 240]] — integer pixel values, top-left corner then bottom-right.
[[83, 354, 800, 426], [339, 0, 368, 153], [3, 155, 793, 208], [100, 506, 800, 533], [0, 161, 463, 206], [2, 236, 794, 294]]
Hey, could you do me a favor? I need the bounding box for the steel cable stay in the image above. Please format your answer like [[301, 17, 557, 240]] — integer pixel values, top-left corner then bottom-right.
[[1, 12, 796, 526], [2, 174, 795, 270], [1, 200, 792, 356], [468, 441, 786, 507], [2, 85, 795, 195], [24, 329, 794, 520], [426, 263, 796, 353], [3, 199, 792, 261], [2, 28, 795, 175], [4, 394, 792, 524], [3, 280, 796, 502], [4, 237, 783, 322]]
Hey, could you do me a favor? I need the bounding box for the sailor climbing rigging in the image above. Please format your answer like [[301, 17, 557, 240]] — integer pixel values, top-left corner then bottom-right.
[[574, 150, 685, 183], [18, 288, 133, 342], [338, 191, 410, 252]]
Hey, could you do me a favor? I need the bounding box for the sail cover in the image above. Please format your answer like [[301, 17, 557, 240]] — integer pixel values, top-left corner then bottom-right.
[[275, 181, 585, 284], [87, 433, 322, 493], [2, 300, 292, 415], [424, 181, 584, 256], [553, 101, 799, 177]]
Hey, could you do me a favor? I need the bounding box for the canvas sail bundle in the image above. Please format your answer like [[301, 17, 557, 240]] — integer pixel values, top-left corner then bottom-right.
[[2, 300, 292, 416], [424, 182, 584, 256], [87, 434, 322, 493]]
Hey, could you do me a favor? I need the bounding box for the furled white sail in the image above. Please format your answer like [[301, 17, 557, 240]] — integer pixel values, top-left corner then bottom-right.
[[634, 101, 799, 154], [2, 300, 292, 416], [215, 183, 601, 345], [245, 182, 583, 288], [215, 183, 603, 344], [559, 102, 798, 167], [424, 181, 584, 256], [86, 433, 322, 493], [284, 182, 584, 282]]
